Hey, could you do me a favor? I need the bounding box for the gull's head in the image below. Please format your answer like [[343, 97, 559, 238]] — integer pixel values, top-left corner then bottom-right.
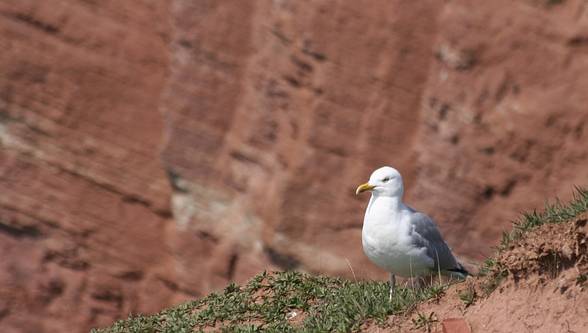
[[355, 166, 404, 198]]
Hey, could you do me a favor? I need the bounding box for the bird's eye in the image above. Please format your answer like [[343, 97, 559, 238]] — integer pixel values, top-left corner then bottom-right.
[[382, 177, 391, 182]]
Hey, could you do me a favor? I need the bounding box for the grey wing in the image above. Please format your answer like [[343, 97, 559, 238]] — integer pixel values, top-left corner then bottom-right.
[[407, 211, 460, 272]]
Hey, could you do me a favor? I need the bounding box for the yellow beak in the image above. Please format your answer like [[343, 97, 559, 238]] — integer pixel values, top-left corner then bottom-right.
[[355, 183, 375, 195]]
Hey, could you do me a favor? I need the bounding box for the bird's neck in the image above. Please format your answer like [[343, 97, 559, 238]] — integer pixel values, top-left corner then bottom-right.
[[367, 194, 404, 216]]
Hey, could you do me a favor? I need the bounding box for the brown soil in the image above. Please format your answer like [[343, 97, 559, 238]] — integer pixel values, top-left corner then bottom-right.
[[375, 214, 588, 333], [498, 215, 588, 282]]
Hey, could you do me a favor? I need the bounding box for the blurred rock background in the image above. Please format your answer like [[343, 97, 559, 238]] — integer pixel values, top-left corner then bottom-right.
[[0, 0, 587, 331]]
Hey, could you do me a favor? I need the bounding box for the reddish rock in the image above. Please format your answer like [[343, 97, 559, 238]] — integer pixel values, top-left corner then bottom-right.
[[161, 0, 446, 284], [0, 0, 587, 332], [0, 1, 179, 332], [442, 318, 472, 333], [412, 0, 588, 260]]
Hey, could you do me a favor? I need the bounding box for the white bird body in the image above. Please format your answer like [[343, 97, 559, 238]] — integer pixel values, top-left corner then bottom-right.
[[356, 166, 467, 287], [362, 196, 433, 277]]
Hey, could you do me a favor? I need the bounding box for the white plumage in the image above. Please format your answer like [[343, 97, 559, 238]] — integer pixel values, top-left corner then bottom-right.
[[356, 166, 467, 296]]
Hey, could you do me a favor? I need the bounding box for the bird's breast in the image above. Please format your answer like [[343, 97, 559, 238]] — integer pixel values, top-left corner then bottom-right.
[[362, 222, 408, 262], [361, 216, 432, 276]]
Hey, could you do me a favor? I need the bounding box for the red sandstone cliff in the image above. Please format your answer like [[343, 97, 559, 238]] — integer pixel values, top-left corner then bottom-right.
[[1, 0, 587, 332]]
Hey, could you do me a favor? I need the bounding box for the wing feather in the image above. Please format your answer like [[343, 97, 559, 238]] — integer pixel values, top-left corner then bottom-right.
[[407, 210, 461, 272]]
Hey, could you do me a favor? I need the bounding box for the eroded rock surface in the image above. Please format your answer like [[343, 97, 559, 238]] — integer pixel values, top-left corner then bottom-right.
[[1, 0, 587, 331]]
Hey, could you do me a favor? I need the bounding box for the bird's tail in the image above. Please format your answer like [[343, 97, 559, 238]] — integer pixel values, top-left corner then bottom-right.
[[446, 263, 470, 279]]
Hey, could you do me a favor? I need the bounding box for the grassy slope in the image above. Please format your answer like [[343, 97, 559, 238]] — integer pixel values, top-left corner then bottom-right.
[[94, 188, 588, 333], [479, 187, 588, 293]]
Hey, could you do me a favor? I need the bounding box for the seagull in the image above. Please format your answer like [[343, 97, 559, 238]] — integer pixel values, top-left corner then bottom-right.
[[356, 166, 468, 299]]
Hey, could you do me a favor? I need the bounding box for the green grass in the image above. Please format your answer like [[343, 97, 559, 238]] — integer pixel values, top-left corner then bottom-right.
[[499, 187, 587, 250], [411, 312, 438, 333], [95, 188, 588, 332], [93, 271, 451, 333], [458, 284, 477, 308]]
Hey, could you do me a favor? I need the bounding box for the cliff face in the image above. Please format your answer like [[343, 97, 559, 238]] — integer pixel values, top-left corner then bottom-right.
[[414, 0, 588, 257], [1, 0, 587, 332], [0, 1, 178, 332], [160, 0, 444, 290]]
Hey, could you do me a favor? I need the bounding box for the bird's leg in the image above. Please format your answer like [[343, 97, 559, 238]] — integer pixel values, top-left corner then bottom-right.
[[416, 276, 425, 289], [388, 273, 396, 301]]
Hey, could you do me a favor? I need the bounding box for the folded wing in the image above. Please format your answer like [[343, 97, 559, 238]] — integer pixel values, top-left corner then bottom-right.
[[408, 210, 467, 275]]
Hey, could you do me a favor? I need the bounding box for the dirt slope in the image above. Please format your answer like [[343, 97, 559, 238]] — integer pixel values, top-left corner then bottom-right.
[[93, 210, 588, 332], [391, 213, 588, 332]]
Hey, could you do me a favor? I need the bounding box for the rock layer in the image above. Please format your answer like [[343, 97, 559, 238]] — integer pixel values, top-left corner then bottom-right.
[[0, 1, 180, 331], [1, 0, 587, 332]]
